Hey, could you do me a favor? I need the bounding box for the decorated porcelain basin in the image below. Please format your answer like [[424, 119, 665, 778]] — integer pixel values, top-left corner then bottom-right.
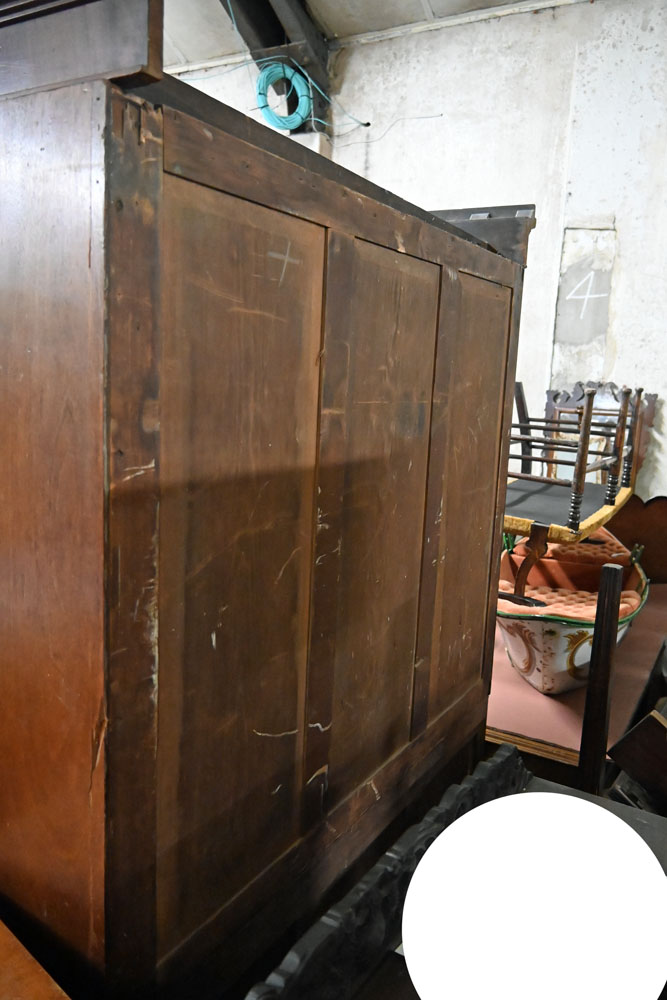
[[496, 528, 648, 695]]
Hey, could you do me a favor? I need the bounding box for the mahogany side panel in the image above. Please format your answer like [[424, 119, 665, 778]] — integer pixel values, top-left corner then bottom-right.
[[156, 175, 325, 961], [0, 84, 106, 966], [306, 234, 440, 813], [418, 270, 513, 726]]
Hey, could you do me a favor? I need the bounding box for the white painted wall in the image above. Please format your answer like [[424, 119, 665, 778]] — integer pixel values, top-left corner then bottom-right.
[[172, 58, 333, 158], [172, 0, 667, 496], [328, 0, 667, 497]]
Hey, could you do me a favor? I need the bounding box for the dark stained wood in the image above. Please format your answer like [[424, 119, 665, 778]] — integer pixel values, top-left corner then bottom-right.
[[129, 76, 497, 254], [609, 710, 667, 808], [267, 0, 328, 79], [246, 744, 531, 1000], [622, 387, 643, 488], [512, 521, 549, 597], [0, 921, 69, 999], [157, 176, 325, 961], [104, 89, 163, 990], [603, 385, 631, 505], [480, 277, 524, 691], [0, 82, 106, 968], [514, 382, 532, 474], [355, 951, 419, 1000], [0, 75, 527, 999], [307, 234, 439, 811], [218, 0, 284, 54], [160, 107, 517, 286], [431, 205, 536, 267], [0, 0, 162, 98], [545, 381, 657, 477], [577, 563, 623, 795], [609, 495, 667, 583], [157, 682, 486, 996], [568, 387, 596, 529], [416, 271, 513, 727]]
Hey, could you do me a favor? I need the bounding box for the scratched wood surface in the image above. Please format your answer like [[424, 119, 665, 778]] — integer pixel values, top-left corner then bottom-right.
[[418, 272, 513, 726], [306, 234, 440, 815], [159, 101, 517, 289], [156, 175, 324, 959], [105, 90, 163, 990], [0, 74, 525, 999], [0, 84, 106, 969]]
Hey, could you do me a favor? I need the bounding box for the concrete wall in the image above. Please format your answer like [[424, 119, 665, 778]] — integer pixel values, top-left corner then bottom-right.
[[329, 0, 667, 497], [171, 0, 666, 496]]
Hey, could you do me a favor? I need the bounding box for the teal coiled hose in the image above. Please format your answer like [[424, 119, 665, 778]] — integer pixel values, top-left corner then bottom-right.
[[256, 62, 312, 131]]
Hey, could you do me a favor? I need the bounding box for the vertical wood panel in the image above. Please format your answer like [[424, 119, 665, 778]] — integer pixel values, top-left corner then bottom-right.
[[306, 235, 439, 813], [0, 84, 106, 967], [417, 270, 512, 726], [105, 91, 163, 989], [481, 277, 521, 693], [157, 176, 324, 958]]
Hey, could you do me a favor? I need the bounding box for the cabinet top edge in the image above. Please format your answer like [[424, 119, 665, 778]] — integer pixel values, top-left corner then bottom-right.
[[117, 75, 527, 272]]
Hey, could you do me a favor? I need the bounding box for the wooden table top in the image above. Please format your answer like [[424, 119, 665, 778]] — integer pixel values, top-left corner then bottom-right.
[[0, 921, 68, 999]]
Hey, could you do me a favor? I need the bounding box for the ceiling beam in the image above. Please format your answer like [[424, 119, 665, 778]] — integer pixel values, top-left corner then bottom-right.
[[265, 0, 328, 84], [221, 0, 330, 130], [220, 0, 284, 55]]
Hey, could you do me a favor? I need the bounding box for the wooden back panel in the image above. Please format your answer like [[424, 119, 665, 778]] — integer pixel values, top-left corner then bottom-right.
[[427, 273, 513, 717], [0, 74, 526, 999], [147, 97, 523, 992], [157, 176, 325, 957], [307, 234, 440, 813]]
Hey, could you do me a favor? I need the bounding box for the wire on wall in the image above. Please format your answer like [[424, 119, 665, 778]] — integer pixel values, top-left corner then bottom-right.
[[256, 62, 312, 130]]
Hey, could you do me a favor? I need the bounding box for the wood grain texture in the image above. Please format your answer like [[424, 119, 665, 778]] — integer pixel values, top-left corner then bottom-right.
[[0, 0, 162, 98], [0, 921, 69, 999], [306, 234, 440, 813], [480, 277, 522, 690], [0, 83, 106, 967], [416, 270, 513, 728], [609, 495, 667, 583], [156, 175, 324, 960], [609, 710, 667, 807], [131, 77, 496, 251], [105, 90, 163, 989], [161, 107, 517, 287], [157, 681, 485, 996]]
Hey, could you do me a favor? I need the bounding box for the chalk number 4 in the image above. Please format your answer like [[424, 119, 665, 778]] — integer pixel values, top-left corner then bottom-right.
[[566, 270, 609, 320]]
